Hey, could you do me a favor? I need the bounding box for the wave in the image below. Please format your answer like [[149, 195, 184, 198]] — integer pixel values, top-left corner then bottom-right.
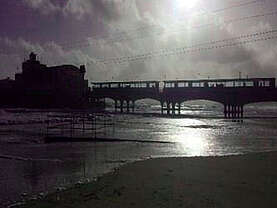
[[0, 154, 62, 162]]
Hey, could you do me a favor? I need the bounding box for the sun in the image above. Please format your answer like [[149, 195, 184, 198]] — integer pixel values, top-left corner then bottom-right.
[[175, 0, 199, 10]]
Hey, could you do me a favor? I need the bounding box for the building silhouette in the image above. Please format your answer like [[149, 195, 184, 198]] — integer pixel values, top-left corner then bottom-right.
[[0, 52, 89, 108]]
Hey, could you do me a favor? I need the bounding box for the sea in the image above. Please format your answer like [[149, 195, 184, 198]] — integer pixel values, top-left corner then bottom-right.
[[1, 100, 277, 206]]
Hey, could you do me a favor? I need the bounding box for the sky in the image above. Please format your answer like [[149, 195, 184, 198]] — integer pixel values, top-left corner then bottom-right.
[[1, 0, 277, 82]]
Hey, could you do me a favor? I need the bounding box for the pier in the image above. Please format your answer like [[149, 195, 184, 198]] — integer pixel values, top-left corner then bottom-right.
[[90, 78, 277, 118]]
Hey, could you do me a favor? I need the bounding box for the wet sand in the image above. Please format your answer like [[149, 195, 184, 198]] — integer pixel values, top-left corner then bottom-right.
[[16, 151, 277, 208]]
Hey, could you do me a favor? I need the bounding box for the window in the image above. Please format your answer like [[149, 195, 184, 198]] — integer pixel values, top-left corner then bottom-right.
[[165, 83, 175, 88], [178, 82, 185, 87]]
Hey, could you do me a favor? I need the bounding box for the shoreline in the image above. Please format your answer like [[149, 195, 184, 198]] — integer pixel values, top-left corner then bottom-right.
[[15, 151, 277, 208]]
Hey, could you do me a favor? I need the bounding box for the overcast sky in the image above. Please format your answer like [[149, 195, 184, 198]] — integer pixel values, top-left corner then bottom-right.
[[1, 0, 277, 82]]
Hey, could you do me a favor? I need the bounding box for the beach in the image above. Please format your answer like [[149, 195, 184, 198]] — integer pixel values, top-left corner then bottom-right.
[[17, 151, 277, 208]]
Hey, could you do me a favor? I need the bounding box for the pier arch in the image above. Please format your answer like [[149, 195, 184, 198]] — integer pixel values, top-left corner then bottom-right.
[[133, 98, 161, 113]]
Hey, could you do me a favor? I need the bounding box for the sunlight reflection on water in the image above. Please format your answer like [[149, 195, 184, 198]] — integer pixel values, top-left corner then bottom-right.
[[167, 119, 210, 156], [179, 132, 208, 156]]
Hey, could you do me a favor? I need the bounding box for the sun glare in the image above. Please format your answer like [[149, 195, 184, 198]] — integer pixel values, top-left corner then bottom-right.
[[178, 131, 208, 156], [175, 0, 199, 10]]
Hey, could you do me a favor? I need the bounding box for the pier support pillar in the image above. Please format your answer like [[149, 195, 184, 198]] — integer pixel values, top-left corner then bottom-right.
[[120, 100, 123, 113], [172, 102, 176, 115], [166, 102, 170, 115], [132, 101, 135, 113], [115, 100, 118, 112], [126, 100, 130, 113], [161, 101, 164, 115], [227, 104, 229, 118], [234, 105, 237, 118], [227, 104, 231, 118], [237, 105, 240, 118], [224, 105, 226, 118], [178, 102, 181, 115], [241, 105, 244, 118]]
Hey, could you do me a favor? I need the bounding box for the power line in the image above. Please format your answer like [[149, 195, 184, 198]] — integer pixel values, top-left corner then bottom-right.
[[91, 29, 277, 65], [95, 29, 277, 63]]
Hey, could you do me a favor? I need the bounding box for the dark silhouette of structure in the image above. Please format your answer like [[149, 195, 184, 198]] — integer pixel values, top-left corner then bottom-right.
[[0, 52, 90, 108], [0, 77, 17, 107], [91, 78, 277, 118]]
